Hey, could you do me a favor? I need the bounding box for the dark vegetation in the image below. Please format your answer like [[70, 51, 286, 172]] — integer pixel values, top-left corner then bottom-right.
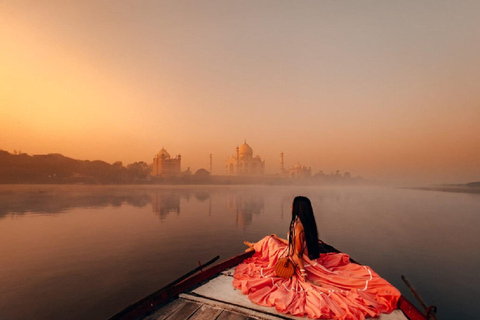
[[0, 150, 150, 184], [466, 181, 480, 188], [411, 181, 480, 195], [0, 150, 367, 185]]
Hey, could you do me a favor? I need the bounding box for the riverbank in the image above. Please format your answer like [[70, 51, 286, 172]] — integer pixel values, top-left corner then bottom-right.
[[410, 182, 480, 194]]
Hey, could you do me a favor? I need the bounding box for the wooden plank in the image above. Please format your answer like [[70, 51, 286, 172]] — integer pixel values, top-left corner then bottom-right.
[[143, 299, 187, 320], [397, 296, 428, 320], [188, 304, 222, 320], [110, 251, 254, 320], [216, 310, 250, 320], [165, 300, 201, 320], [180, 293, 292, 320]]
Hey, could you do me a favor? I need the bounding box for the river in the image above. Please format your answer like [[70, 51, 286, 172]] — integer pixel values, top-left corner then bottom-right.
[[0, 185, 478, 320]]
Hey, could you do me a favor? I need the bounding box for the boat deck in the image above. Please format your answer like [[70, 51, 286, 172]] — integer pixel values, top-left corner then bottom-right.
[[145, 268, 408, 320]]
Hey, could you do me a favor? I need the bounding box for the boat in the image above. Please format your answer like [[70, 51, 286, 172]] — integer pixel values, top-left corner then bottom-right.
[[109, 244, 433, 320]]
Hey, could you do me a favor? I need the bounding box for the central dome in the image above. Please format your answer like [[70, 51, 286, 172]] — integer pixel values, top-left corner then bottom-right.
[[239, 142, 253, 155], [157, 148, 171, 159]]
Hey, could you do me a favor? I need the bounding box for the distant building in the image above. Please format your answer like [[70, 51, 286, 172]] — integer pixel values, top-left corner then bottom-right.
[[288, 162, 311, 179], [151, 148, 181, 177], [226, 141, 265, 176], [280, 153, 311, 179]]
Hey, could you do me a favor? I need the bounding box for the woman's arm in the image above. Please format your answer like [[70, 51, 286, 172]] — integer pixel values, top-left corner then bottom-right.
[[291, 224, 307, 280], [270, 234, 288, 245]]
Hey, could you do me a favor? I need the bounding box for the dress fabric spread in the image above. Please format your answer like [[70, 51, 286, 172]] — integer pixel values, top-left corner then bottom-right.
[[233, 236, 401, 320]]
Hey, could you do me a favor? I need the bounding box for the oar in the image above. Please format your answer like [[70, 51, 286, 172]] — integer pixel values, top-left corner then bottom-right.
[[401, 275, 438, 320], [109, 255, 220, 320], [161, 255, 220, 291]]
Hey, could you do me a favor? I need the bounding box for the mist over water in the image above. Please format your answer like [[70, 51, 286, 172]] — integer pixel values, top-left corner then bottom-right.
[[0, 185, 478, 320]]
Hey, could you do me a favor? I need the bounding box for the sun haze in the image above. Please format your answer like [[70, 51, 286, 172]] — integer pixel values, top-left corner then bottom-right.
[[1, 1, 479, 185]]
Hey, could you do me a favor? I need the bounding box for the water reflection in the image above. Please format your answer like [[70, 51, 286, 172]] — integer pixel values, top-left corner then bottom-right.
[[194, 191, 210, 202], [0, 185, 479, 320], [0, 185, 152, 217], [227, 193, 264, 228], [0, 186, 205, 219], [0, 186, 264, 226], [152, 191, 180, 219]]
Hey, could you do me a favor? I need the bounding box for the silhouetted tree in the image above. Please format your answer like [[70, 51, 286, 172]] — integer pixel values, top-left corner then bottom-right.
[[195, 169, 210, 177], [113, 161, 123, 167], [127, 161, 151, 180]]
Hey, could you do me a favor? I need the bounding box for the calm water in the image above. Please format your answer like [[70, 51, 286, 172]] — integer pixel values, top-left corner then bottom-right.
[[0, 185, 478, 320]]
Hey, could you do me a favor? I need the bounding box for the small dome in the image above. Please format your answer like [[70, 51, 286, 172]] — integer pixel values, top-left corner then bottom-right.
[[239, 142, 253, 155], [157, 148, 170, 159]]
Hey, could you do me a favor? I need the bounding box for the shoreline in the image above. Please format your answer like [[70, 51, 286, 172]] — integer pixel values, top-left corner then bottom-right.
[[409, 186, 480, 194]]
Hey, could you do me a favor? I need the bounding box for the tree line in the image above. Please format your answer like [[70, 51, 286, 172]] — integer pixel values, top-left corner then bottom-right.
[[0, 150, 151, 184]]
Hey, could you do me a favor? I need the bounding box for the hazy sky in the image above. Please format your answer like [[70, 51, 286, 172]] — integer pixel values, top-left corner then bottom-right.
[[1, 1, 479, 184]]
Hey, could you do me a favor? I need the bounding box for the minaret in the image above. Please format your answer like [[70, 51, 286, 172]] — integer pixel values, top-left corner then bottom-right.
[[178, 154, 182, 173], [235, 146, 240, 174], [209, 153, 213, 174], [280, 152, 284, 175]]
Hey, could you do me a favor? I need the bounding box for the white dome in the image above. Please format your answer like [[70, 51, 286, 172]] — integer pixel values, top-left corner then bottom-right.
[[239, 142, 253, 155], [157, 148, 171, 159]]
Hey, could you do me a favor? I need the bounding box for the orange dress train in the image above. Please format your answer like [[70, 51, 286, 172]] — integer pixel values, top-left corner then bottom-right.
[[233, 236, 401, 320]]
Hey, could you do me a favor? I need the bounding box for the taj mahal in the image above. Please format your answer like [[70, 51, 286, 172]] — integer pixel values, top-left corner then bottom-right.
[[225, 141, 265, 176], [151, 148, 181, 177], [150, 141, 312, 179]]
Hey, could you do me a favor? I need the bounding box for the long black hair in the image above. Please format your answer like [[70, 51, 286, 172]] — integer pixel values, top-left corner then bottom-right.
[[288, 196, 320, 260]]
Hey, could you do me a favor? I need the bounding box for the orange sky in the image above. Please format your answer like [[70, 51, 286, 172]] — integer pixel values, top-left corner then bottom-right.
[[1, 1, 479, 185]]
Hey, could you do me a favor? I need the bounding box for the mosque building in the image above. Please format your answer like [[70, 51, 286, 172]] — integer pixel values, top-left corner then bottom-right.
[[151, 148, 181, 177], [225, 141, 265, 176], [288, 162, 312, 179]]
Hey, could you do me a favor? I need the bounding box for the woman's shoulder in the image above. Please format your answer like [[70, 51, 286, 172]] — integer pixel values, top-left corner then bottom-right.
[[294, 219, 304, 233]]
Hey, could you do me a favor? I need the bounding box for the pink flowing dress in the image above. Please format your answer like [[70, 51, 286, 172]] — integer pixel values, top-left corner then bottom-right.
[[233, 236, 401, 320]]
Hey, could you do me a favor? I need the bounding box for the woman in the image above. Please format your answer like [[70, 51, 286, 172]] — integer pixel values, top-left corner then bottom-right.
[[233, 196, 400, 320]]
